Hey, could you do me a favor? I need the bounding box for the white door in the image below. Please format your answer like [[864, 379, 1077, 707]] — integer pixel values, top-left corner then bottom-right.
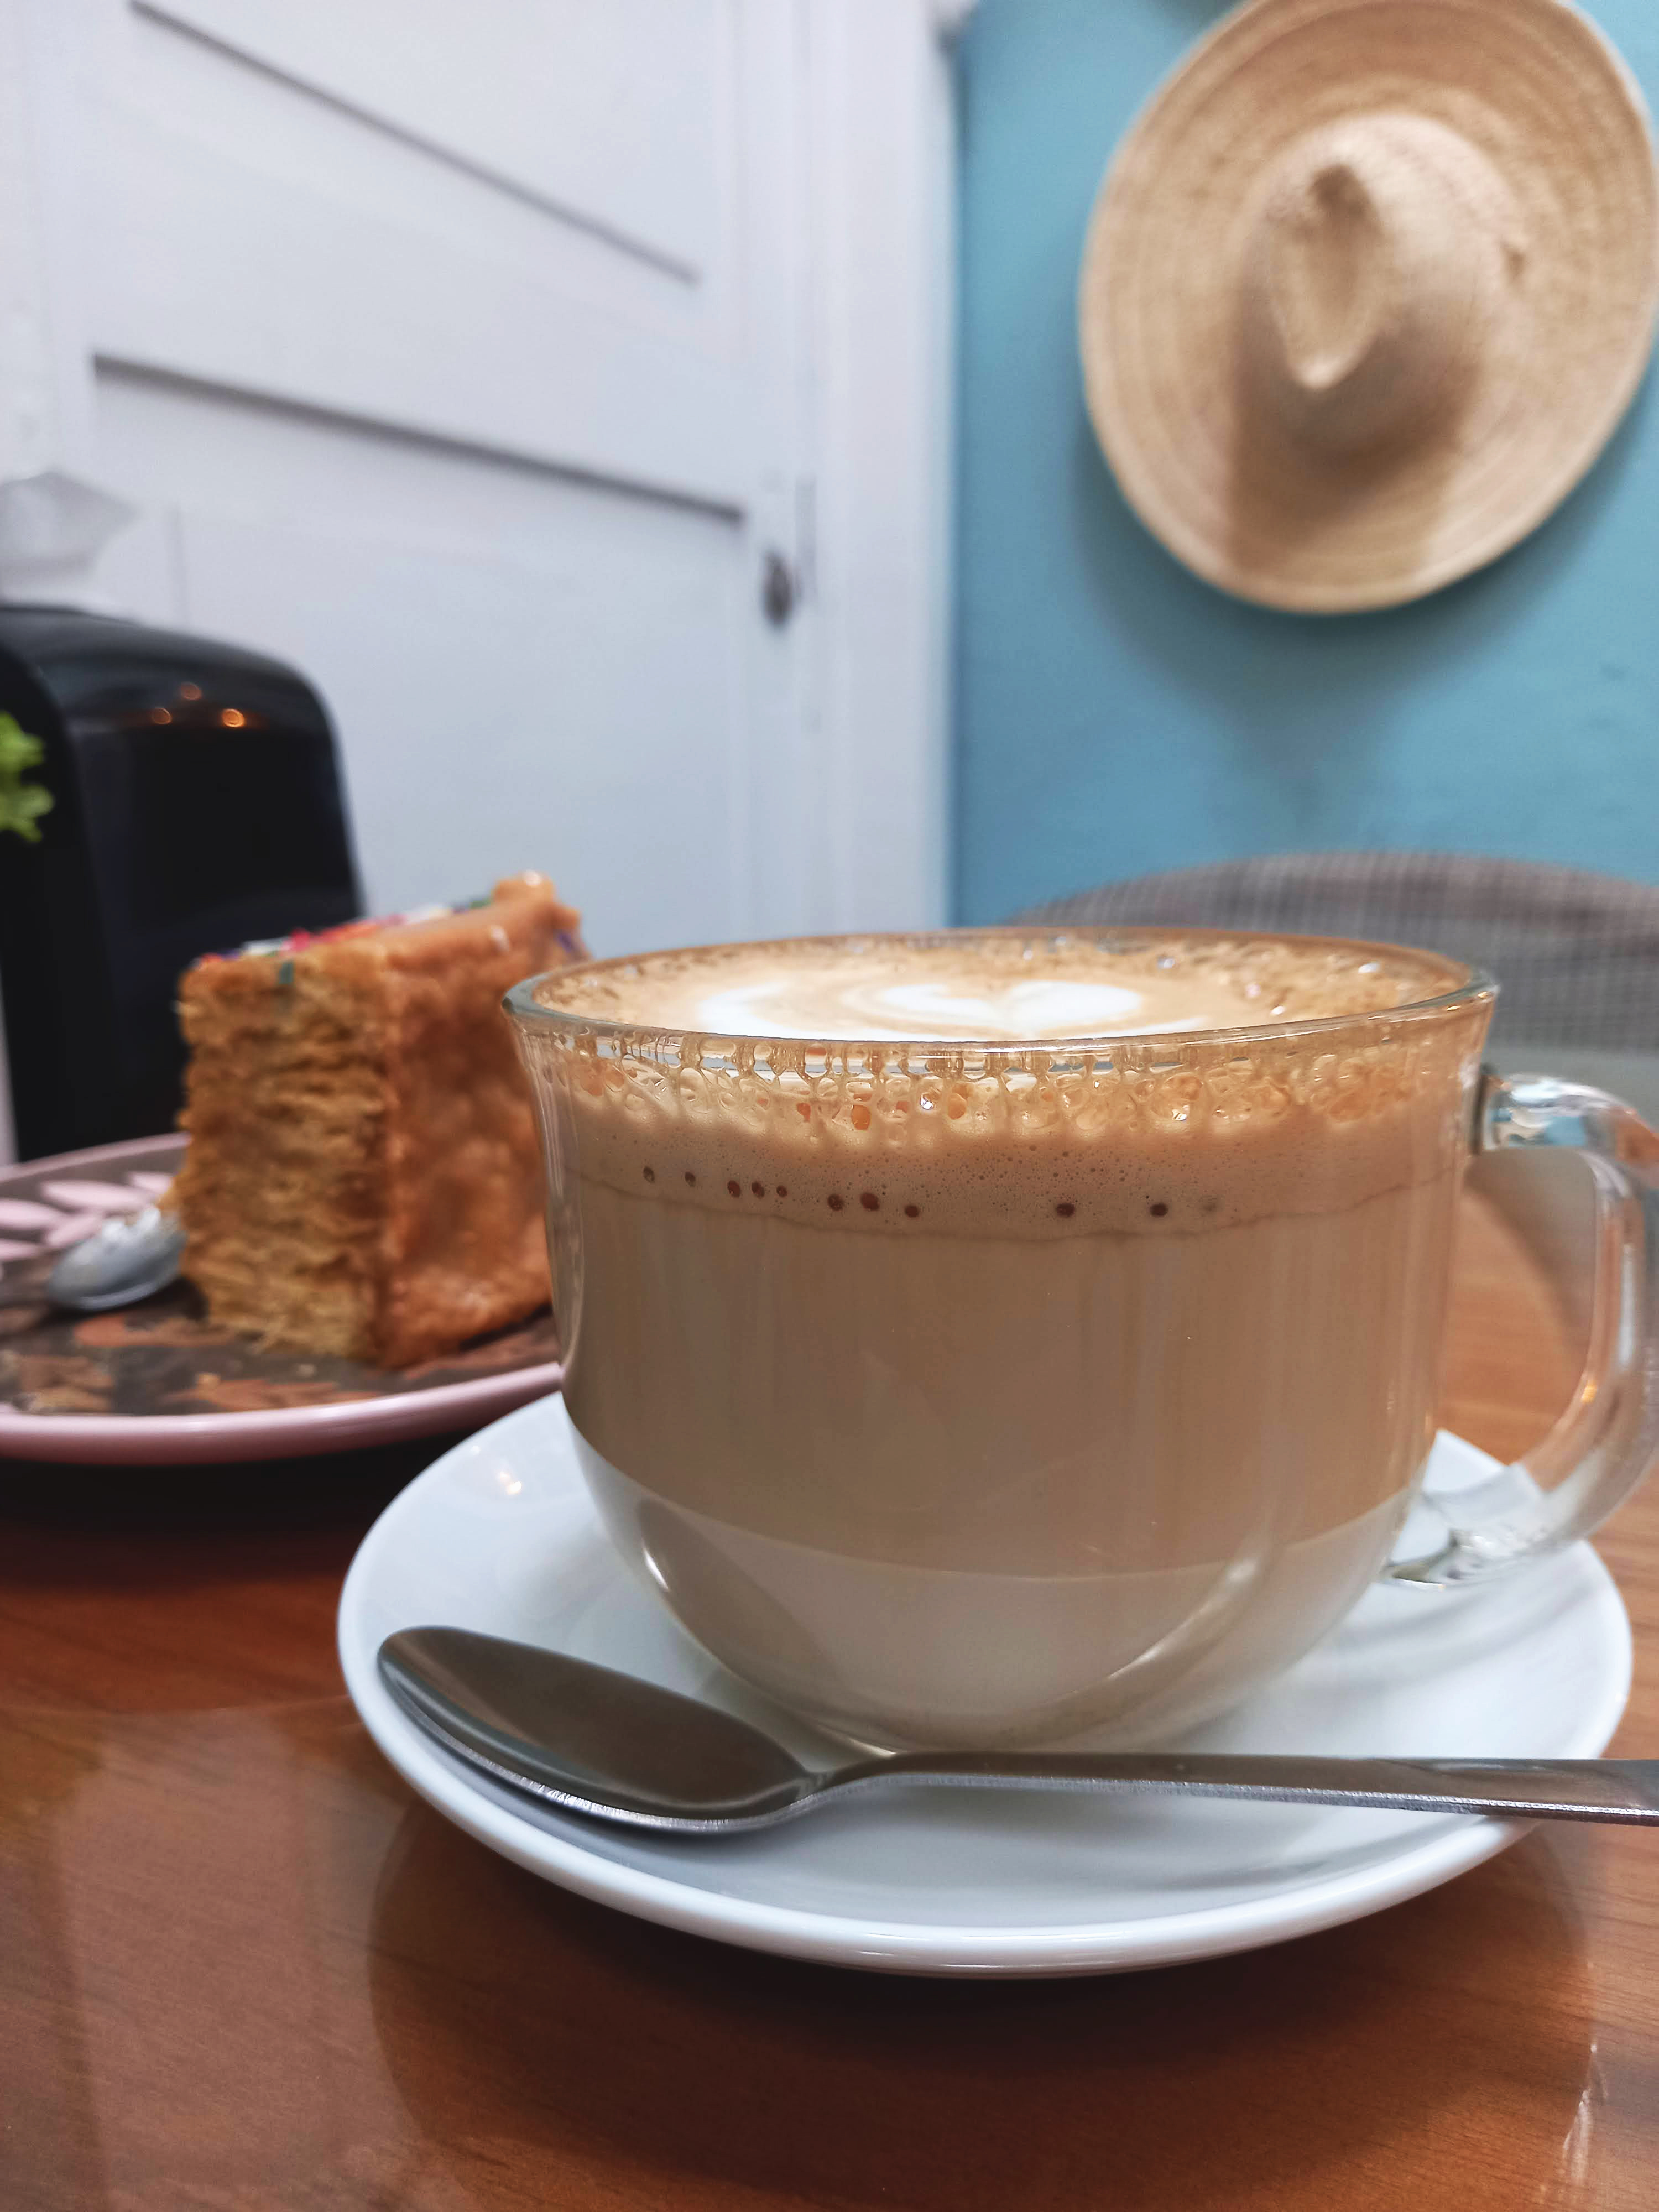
[[0, 0, 953, 975]]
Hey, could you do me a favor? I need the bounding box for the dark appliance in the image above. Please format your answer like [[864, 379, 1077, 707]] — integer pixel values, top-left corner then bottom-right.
[[0, 605, 362, 1159]]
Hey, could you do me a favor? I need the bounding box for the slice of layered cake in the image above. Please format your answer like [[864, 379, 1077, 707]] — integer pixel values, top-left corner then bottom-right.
[[173, 872, 585, 1365]]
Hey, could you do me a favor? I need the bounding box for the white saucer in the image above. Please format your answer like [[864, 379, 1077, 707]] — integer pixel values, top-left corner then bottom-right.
[[337, 1399, 1631, 1978]]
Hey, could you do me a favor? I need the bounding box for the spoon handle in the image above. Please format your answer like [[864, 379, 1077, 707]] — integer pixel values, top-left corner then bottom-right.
[[846, 1752, 1659, 1825]]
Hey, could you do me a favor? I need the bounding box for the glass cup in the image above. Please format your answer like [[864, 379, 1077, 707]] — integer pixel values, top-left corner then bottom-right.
[[506, 928, 1659, 1751]]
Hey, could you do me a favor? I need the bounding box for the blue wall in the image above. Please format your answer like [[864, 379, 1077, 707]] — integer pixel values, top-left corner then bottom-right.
[[953, 0, 1659, 923]]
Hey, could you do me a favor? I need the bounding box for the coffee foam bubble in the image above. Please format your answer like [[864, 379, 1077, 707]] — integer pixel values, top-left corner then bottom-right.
[[517, 931, 1490, 1238]]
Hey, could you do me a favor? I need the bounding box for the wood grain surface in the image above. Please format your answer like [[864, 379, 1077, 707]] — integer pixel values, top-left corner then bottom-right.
[[4, 1168, 1658, 2211]]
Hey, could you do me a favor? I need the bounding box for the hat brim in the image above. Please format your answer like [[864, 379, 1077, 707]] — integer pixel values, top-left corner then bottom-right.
[[1079, 0, 1659, 613]]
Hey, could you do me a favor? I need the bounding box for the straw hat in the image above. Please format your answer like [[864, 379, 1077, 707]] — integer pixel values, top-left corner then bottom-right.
[[1078, 0, 1659, 612]]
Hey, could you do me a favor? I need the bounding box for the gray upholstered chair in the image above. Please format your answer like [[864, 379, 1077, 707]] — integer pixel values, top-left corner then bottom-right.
[[1014, 853, 1659, 1056], [1018, 852, 1659, 1289]]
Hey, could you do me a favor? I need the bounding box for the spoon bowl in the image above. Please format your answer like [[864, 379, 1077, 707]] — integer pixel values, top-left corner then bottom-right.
[[45, 1205, 185, 1311]]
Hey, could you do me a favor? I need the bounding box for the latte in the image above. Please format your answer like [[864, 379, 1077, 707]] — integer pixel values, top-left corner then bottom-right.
[[511, 930, 1491, 1749]]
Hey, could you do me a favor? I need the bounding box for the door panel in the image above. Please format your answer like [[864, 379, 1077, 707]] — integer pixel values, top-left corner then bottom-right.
[[77, 0, 789, 957], [138, 0, 726, 277], [100, 0, 746, 503], [96, 368, 750, 951]]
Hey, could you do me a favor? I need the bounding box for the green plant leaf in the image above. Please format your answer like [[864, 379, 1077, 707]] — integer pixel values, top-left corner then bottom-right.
[[0, 711, 53, 843]]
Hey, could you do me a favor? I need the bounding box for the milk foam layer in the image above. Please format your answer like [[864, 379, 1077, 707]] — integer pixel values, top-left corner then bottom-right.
[[545, 930, 1467, 1042], [518, 930, 1490, 1239]]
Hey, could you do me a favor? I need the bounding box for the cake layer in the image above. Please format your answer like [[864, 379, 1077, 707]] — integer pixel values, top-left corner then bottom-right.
[[176, 872, 585, 1364]]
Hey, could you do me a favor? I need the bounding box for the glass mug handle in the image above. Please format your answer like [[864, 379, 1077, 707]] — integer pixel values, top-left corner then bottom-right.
[[1387, 1071, 1659, 1586]]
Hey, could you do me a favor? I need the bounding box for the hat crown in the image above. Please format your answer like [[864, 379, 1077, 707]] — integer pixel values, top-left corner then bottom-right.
[[1241, 115, 1519, 460]]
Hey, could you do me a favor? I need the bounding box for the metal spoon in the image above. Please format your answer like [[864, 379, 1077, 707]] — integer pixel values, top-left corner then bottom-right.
[[43, 1204, 185, 1311], [0, 1203, 185, 1313], [377, 1627, 1659, 1835]]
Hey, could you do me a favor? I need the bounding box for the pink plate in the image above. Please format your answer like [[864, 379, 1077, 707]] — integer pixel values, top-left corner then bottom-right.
[[0, 1135, 561, 1464]]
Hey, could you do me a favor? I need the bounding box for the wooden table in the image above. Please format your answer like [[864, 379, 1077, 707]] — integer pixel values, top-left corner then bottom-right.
[[5, 1169, 1658, 2212]]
